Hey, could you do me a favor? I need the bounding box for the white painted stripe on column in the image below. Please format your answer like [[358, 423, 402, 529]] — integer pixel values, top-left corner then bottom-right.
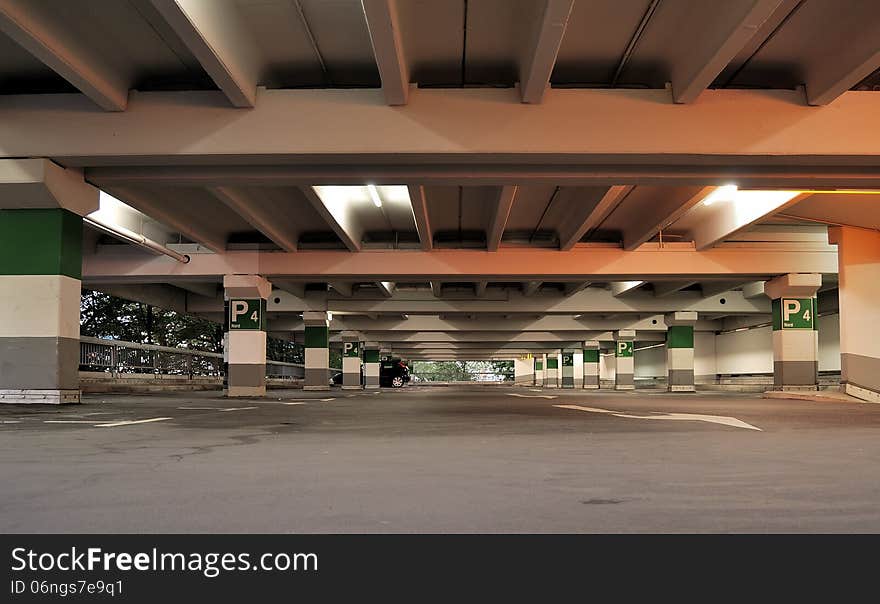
[[772, 330, 818, 362], [0, 275, 81, 338], [96, 417, 173, 427], [305, 347, 329, 367], [667, 347, 694, 370], [227, 330, 267, 364], [616, 357, 634, 373], [364, 364, 379, 377]]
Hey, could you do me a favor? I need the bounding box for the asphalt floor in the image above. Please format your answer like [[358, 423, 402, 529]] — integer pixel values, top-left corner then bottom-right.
[[2, 385, 879, 533]]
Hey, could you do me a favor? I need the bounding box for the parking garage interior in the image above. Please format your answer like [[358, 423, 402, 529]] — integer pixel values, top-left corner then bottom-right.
[[1, 0, 880, 533]]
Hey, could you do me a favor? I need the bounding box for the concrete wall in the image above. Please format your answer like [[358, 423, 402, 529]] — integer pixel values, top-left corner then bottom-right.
[[600, 353, 615, 380], [634, 345, 665, 378], [818, 313, 841, 372], [695, 332, 717, 379], [716, 325, 773, 375]]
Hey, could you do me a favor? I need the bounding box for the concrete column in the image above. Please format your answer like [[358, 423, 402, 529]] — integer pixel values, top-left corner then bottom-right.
[[665, 311, 698, 392], [363, 342, 380, 389], [340, 331, 362, 389], [0, 159, 98, 405], [303, 311, 330, 391], [545, 351, 559, 387], [0, 209, 84, 404], [223, 275, 270, 397], [582, 341, 600, 389], [765, 273, 821, 390], [614, 330, 635, 390], [534, 355, 544, 386], [561, 349, 576, 388], [514, 354, 534, 385], [829, 227, 880, 402]]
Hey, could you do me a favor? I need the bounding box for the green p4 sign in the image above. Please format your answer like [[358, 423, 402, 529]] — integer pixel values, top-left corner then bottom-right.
[[228, 299, 265, 330], [562, 353, 573, 366], [616, 341, 634, 358], [343, 341, 360, 357], [774, 297, 815, 330]]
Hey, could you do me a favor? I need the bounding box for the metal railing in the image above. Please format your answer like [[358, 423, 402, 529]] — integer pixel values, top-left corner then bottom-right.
[[410, 371, 513, 383], [80, 337, 304, 379]]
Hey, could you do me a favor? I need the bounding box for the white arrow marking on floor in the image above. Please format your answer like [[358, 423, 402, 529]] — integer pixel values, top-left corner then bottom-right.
[[508, 393, 557, 399], [96, 417, 173, 428], [219, 407, 258, 412], [553, 404, 761, 431]]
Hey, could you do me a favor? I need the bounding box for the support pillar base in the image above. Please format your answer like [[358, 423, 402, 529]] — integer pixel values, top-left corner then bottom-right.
[[0, 389, 80, 404], [583, 384, 599, 390], [668, 385, 696, 392], [615, 385, 635, 391], [304, 385, 331, 391], [843, 383, 880, 403], [342, 385, 362, 390]]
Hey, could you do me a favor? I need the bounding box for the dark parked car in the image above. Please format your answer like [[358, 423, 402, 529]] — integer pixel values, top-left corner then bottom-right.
[[329, 358, 409, 388], [380, 358, 410, 388]]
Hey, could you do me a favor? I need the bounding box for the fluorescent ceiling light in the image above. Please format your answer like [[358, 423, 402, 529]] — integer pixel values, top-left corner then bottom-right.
[[327, 312, 333, 321], [702, 185, 738, 206], [367, 184, 382, 207]]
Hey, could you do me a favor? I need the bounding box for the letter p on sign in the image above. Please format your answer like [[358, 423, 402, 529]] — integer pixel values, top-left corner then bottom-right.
[[231, 301, 249, 322], [783, 299, 801, 321]]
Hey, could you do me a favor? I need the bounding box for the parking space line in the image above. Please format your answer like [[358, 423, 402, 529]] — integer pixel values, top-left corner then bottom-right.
[[1, 420, 21, 424], [219, 407, 258, 412], [44, 420, 100, 424], [553, 404, 761, 431], [95, 417, 173, 428], [508, 393, 557, 399], [282, 402, 306, 406], [177, 407, 220, 410]]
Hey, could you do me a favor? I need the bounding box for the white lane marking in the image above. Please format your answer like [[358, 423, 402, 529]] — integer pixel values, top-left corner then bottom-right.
[[508, 393, 557, 399], [219, 407, 258, 412], [283, 402, 306, 406], [177, 407, 219, 410], [96, 417, 173, 428], [44, 420, 99, 424], [1, 420, 21, 424], [553, 404, 761, 431]]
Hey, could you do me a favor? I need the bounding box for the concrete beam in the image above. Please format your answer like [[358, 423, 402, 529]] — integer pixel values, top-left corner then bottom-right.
[[688, 190, 810, 250], [619, 186, 714, 250], [209, 186, 298, 251], [253, 286, 771, 315], [0, 0, 129, 111], [373, 281, 395, 298], [4, 88, 880, 168], [519, 0, 574, 104], [522, 281, 542, 297], [611, 281, 646, 297], [329, 282, 354, 298], [653, 281, 698, 298], [486, 186, 517, 251], [804, 4, 880, 105], [301, 186, 363, 252], [150, 0, 261, 108], [474, 281, 488, 298], [741, 281, 766, 299], [101, 186, 227, 253], [430, 281, 443, 298], [408, 185, 433, 251], [670, 0, 784, 104], [361, 0, 409, 106], [558, 186, 631, 251], [563, 281, 591, 296], [83, 243, 839, 281]]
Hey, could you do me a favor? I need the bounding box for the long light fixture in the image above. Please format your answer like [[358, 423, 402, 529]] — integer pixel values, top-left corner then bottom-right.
[[702, 184, 738, 206], [367, 184, 383, 208]]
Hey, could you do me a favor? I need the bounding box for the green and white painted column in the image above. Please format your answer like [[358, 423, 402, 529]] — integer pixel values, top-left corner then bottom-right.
[[545, 352, 559, 387], [364, 342, 380, 389], [534, 355, 544, 386], [561, 349, 576, 388], [303, 311, 331, 391], [582, 341, 600, 389], [0, 159, 98, 404], [665, 311, 698, 392], [614, 330, 635, 390], [766, 273, 821, 390], [341, 331, 363, 389], [223, 275, 270, 398]]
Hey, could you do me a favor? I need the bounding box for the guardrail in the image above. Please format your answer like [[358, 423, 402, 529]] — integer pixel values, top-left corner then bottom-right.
[[80, 337, 305, 379]]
